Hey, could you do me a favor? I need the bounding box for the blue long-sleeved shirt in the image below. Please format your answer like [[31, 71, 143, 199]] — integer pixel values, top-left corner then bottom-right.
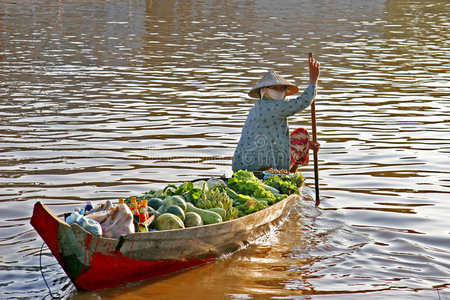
[[232, 84, 316, 172]]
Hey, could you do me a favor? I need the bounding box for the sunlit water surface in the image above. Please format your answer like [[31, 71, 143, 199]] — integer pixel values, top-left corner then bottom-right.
[[0, 0, 449, 299]]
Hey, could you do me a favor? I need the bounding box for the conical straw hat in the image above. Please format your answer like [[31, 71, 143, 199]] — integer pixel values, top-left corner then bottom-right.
[[248, 70, 299, 98]]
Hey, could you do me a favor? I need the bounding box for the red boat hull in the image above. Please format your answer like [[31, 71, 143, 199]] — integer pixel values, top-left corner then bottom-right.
[[75, 251, 212, 291]]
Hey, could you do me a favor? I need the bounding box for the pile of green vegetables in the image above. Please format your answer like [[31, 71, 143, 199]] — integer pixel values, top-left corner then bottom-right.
[[125, 170, 303, 230]]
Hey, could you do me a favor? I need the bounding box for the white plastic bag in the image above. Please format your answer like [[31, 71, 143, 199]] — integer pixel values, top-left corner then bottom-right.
[[86, 203, 135, 238], [66, 212, 102, 236]]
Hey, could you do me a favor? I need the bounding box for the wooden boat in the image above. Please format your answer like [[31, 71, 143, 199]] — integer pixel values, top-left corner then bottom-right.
[[31, 193, 300, 291]]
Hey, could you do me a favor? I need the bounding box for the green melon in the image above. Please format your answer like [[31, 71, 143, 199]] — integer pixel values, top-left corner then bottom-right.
[[164, 205, 185, 221], [207, 207, 226, 220], [154, 213, 185, 231], [148, 198, 164, 210], [184, 212, 203, 227], [163, 195, 187, 211]]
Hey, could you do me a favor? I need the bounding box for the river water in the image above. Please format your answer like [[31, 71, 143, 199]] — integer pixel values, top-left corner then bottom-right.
[[1, 0, 449, 299]]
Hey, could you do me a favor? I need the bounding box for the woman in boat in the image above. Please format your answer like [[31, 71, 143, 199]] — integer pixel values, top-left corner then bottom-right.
[[232, 54, 320, 173]]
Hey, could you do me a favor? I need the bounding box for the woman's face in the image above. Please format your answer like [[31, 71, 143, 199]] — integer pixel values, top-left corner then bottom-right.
[[268, 85, 287, 92], [260, 85, 287, 100]]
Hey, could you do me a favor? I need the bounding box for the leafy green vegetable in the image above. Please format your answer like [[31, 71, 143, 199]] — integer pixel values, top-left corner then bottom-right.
[[225, 187, 254, 205], [126, 181, 204, 205], [163, 181, 202, 203], [227, 170, 279, 202], [289, 173, 304, 188], [227, 170, 287, 216], [235, 198, 268, 217], [264, 173, 303, 195], [143, 189, 166, 199]]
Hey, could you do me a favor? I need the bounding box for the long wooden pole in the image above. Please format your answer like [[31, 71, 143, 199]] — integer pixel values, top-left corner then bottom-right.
[[309, 53, 320, 206], [311, 100, 320, 206]]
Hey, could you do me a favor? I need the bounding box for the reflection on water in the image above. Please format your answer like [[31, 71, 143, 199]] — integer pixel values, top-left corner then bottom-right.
[[0, 0, 449, 299]]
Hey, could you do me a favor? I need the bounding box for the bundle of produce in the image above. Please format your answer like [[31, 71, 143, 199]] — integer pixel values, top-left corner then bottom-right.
[[144, 181, 202, 203], [123, 178, 237, 230], [235, 197, 268, 217], [264, 173, 304, 195], [225, 170, 286, 216], [149, 194, 224, 230], [227, 170, 285, 204], [264, 168, 290, 175], [193, 181, 238, 221]]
